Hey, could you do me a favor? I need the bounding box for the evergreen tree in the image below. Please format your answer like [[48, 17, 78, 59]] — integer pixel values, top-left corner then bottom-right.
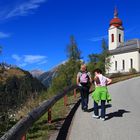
[[88, 39, 110, 74], [48, 36, 82, 94], [49, 59, 81, 94], [67, 35, 81, 60], [89, 54, 99, 65], [98, 39, 109, 73]]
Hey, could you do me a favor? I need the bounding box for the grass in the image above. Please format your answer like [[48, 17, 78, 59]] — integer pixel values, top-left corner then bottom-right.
[[25, 93, 79, 140], [111, 73, 140, 84], [0, 68, 25, 84], [13, 88, 79, 140]]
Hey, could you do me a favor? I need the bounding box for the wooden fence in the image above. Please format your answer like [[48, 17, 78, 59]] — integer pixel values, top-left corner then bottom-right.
[[0, 85, 78, 140]]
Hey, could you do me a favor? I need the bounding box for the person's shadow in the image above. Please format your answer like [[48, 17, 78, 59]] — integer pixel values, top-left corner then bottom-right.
[[87, 105, 130, 120], [105, 109, 130, 120]]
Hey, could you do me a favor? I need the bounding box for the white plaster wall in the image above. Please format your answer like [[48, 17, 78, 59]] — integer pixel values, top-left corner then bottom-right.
[[107, 51, 140, 73], [108, 26, 124, 50]]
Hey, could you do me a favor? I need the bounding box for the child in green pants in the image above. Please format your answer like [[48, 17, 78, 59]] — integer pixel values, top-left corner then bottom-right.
[[92, 68, 112, 121]]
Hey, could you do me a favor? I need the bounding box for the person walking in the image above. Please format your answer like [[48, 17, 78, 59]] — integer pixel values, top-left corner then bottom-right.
[[77, 64, 92, 111], [92, 68, 112, 120]]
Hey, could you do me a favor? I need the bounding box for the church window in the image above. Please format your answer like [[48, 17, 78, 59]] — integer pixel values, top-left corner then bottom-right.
[[115, 61, 117, 70], [130, 59, 133, 69], [119, 34, 121, 43], [111, 34, 114, 42], [122, 60, 125, 70]]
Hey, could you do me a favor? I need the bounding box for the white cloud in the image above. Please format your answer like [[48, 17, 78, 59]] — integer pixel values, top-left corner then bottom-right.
[[1, 0, 47, 19], [24, 55, 47, 63], [89, 35, 107, 42], [12, 54, 47, 67], [0, 32, 10, 38], [18, 63, 27, 67], [38, 60, 48, 65], [12, 54, 21, 61]]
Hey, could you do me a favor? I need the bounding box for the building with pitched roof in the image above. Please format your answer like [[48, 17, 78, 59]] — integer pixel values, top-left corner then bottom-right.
[[107, 8, 140, 74]]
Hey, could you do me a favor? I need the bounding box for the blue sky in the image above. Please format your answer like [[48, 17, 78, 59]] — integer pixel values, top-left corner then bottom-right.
[[0, 0, 140, 71]]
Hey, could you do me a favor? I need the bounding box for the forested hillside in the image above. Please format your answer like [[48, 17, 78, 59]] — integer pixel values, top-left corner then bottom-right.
[[0, 64, 46, 135]]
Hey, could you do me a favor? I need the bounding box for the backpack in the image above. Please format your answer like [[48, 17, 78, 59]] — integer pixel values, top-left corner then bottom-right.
[[79, 71, 90, 84]]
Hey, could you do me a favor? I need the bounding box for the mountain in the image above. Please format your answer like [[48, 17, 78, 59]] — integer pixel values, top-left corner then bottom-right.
[[38, 67, 58, 88], [0, 63, 47, 137], [30, 70, 44, 78], [31, 61, 67, 88], [0, 63, 46, 111]]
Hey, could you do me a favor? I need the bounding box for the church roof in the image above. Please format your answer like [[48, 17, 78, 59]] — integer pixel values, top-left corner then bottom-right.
[[110, 7, 123, 28], [110, 18, 122, 27], [109, 39, 140, 55]]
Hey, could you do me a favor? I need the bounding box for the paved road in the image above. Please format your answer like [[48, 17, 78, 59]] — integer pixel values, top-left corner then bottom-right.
[[67, 77, 140, 140]]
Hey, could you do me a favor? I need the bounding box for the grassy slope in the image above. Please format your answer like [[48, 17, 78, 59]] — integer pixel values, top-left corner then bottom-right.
[[111, 73, 140, 84], [26, 93, 79, 140], [0, 68, 25, 83]]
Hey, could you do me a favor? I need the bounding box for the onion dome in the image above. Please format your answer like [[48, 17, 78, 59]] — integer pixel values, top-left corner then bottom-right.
[[110, 7, 123, 27]]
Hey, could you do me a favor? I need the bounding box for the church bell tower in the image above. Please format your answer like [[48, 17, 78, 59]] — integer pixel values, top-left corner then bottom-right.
[[108, 8, 124, 50]]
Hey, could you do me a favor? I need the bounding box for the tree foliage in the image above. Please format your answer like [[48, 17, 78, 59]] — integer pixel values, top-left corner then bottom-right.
[[48, 36, 82, 95], [66, 35, 81, 60], [88, 39, 110, 74]]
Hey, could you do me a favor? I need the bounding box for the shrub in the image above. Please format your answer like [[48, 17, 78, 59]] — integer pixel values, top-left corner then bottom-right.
[[129, 68, 137, 74], [109, 71, 122, 78]]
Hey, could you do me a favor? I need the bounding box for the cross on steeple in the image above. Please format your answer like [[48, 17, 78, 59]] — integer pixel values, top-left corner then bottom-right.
[[114, 7, 118, 18]]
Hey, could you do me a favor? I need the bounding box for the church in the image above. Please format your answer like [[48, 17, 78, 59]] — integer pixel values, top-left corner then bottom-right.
[[106, 8, 140, 74]]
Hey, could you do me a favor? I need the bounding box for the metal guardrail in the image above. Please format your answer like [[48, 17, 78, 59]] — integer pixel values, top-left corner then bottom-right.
[[0, 85, 77, 140]]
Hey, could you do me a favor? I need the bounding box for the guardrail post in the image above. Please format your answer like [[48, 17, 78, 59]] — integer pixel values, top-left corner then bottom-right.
[[64, 95, 67, 106], [21, 134, 26, 140], [48, 109, 52, 123], [74, 89, 76, 98]]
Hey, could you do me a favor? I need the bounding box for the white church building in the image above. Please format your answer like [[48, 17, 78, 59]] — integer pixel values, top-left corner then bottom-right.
[[107, 8, 140, 74]]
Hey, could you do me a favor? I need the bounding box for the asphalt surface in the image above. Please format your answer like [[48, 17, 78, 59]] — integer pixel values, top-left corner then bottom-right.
[[67, 77, 140, 140]]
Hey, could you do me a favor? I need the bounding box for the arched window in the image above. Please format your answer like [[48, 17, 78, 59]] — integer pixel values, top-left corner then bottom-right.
[[122, 60, 125, 70], [111, 34, 114, 42], [115, 61, 117, 70], [130, 59, 133, 69], [119, 34, 121, 43]]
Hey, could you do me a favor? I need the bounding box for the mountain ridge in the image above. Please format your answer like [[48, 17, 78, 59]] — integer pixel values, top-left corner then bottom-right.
[[38, 67, 58, 88], [30, 70, 44, 78], [30, 61, 68, 88], [0, 63, 46, 111]]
